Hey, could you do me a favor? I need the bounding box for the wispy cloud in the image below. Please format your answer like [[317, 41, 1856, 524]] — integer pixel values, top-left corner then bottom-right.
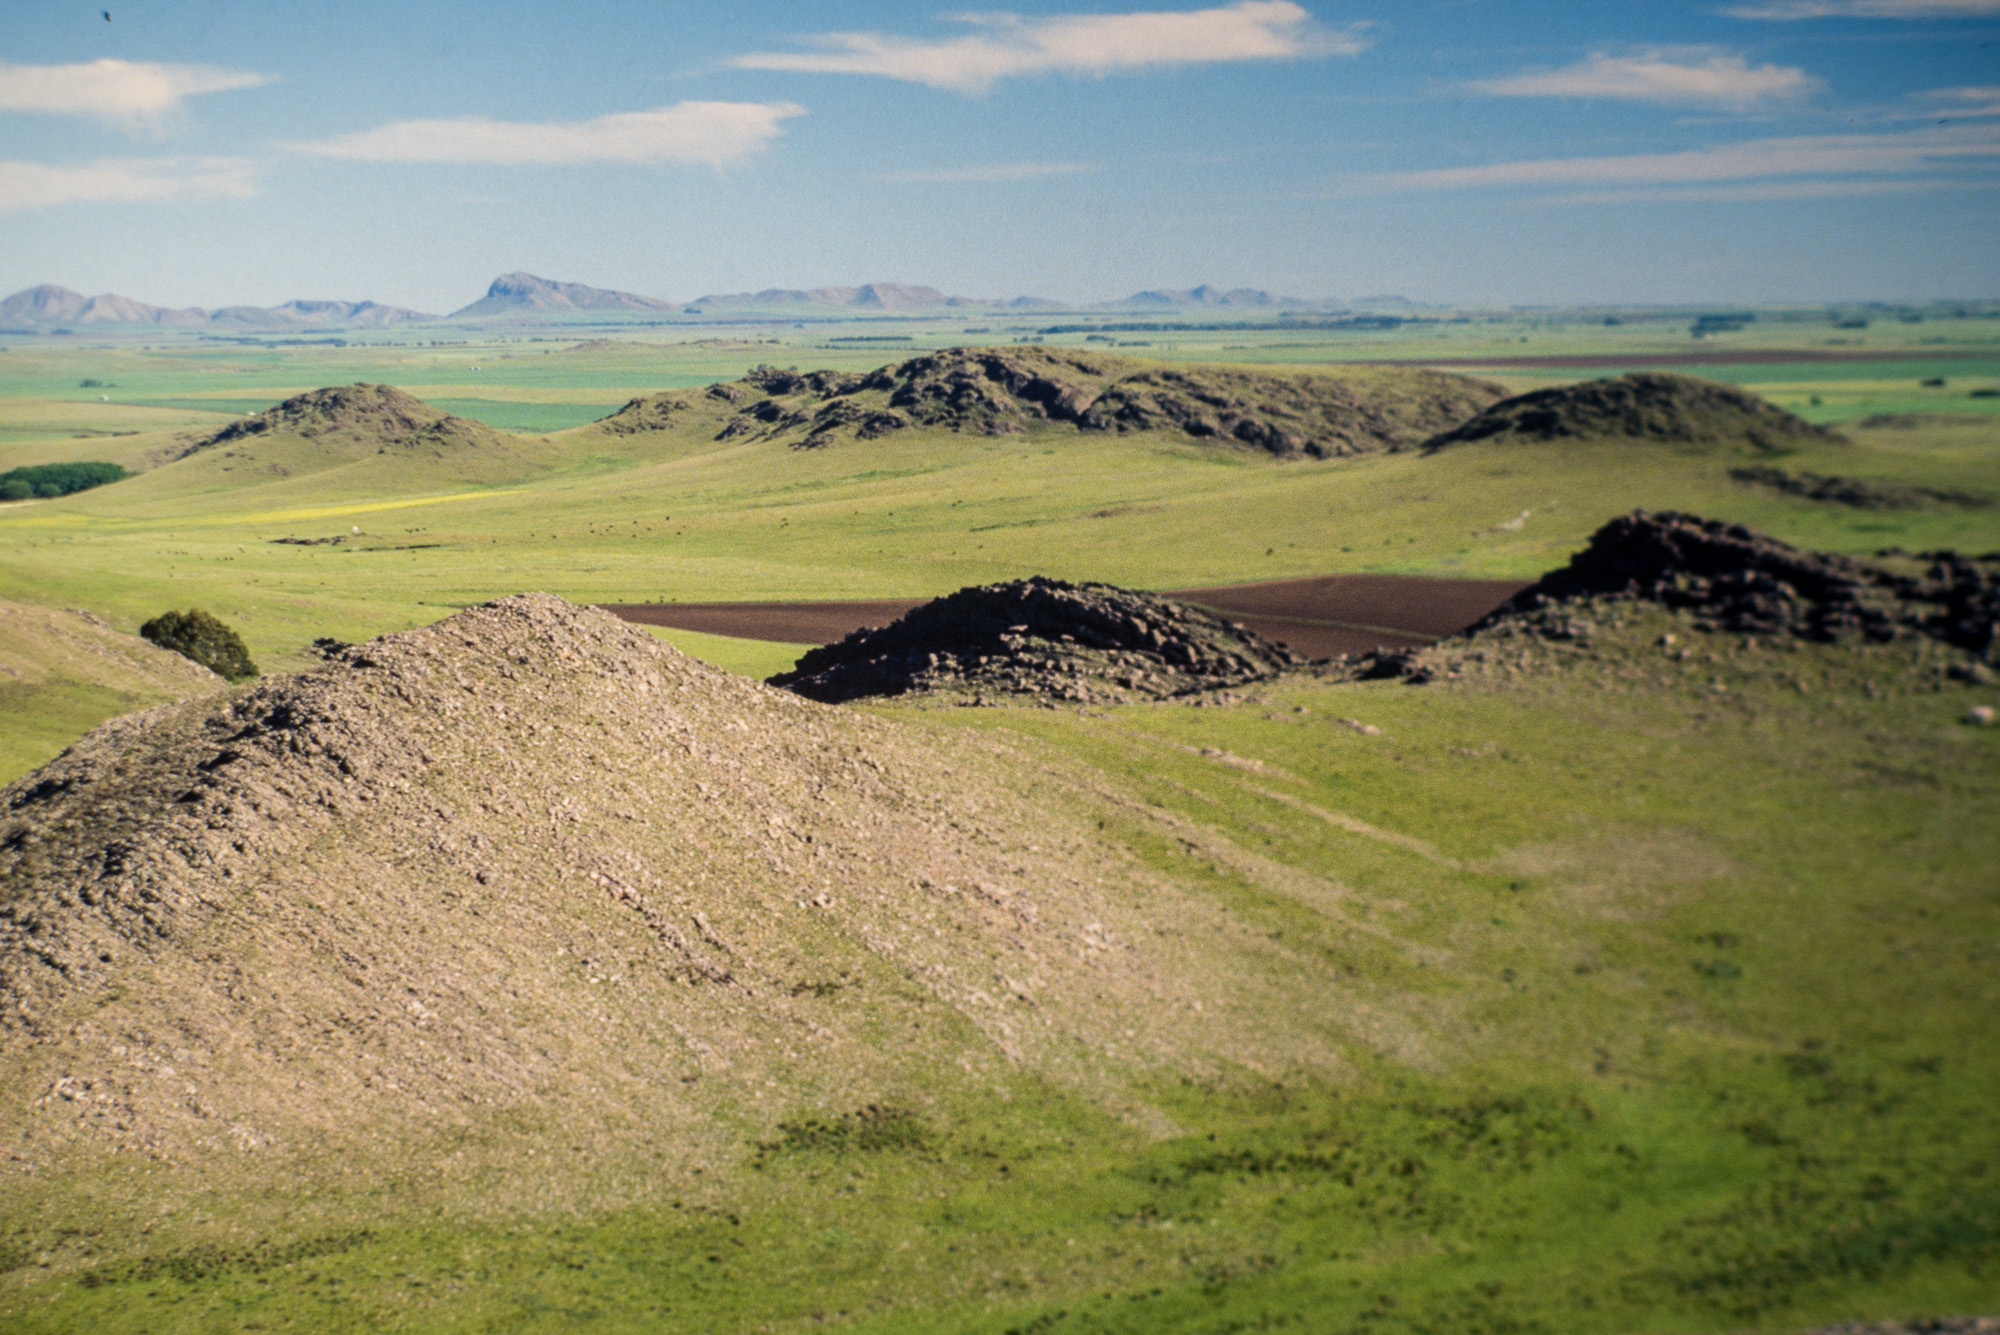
[[1470, 50, 1817, 110], [1721, 0, 2000, 18], [0, 59, 270, 130], [1922, 85, 2000, 118], [0, 157, 260, 213], [1366, 122, 2000, 193], [730, 1, 1364, 94], [870, 160, 1099, 183], [294, 101, 805, 167], [1540, 176, 1986, 205]]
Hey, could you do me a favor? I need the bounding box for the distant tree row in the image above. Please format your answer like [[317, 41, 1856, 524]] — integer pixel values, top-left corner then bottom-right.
[[0, 460, 129, 501]]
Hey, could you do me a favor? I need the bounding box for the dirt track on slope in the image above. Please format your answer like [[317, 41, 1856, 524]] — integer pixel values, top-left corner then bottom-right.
[[602, 573, 1533, 662]]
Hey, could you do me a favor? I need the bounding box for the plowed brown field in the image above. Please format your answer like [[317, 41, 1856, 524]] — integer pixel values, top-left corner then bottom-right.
[[601, 573, 1532, 662]]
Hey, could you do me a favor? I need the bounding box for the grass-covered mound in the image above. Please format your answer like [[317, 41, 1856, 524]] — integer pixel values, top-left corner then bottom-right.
[[0, 461, 128, 501], [192, 382, 507, 456], [1422, 371, 1846, 454], [599, 347, 1505, 458], [768, 575, 1299, 704]]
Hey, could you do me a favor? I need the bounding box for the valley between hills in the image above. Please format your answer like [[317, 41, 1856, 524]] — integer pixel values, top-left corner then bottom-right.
[[0, 314, 1995, 1334]]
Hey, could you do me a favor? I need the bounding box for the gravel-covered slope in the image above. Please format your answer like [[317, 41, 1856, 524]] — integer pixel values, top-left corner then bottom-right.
[[0, 595, 1331, 1180]]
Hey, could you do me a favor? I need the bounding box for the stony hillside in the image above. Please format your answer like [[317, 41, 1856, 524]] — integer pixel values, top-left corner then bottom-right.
[[0, 595, 1335, 1188], [770, 576, 1299, 704], [596, 347, 1504, 459], [1421, 371, 1845, 453], [1353, 510, 2000, 681]]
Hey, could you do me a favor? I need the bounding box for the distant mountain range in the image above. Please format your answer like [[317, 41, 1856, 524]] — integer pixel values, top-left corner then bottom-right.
[[0, 284, 434, 331], [0, 273, 1357, 331]]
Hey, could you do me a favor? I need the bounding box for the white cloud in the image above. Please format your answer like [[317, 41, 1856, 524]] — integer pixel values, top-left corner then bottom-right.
[[0, 157, 259, 213], [1470, 50, 1816, 110], [1540, 176, 1985, 204], [870, 160, 1099, 182], [295, 101, 805, 167], [1722, 0, 2000, 17], [0, 59, 270, 129], [1367, 122, 2000, 193], [1923, 85, 2000, 117], [730, 1, 1364, 94]]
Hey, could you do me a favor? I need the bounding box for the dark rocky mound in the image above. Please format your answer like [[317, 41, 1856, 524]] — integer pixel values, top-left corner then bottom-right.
[[1359, 511, 1997, 680], [769, 576, 1300, 704], [1730, 464, 1991, 510], [598, 347, 1505, 458], [1421, 372, 1844, 453], [196, 383, 505, 453], [1071, 364, 1497, 458]]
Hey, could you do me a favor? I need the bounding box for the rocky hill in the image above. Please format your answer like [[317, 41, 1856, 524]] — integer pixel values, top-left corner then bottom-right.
[[186, 382, 507, 457], [600, 347, 1504, 459], [1354, 510, 2000, 681], [1421, 371, 1845, 453], [769, 577, 1300, 704], [449, 272, 675, 319], [0, 595, 1326, 1184]]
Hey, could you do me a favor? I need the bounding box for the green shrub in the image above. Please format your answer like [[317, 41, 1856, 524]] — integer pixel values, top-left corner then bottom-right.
[[0, 461, 129, 500], [139, 609, 259, 681]]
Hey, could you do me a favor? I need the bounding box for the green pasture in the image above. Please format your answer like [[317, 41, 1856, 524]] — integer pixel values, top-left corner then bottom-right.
[[3, 615, 1994, 1332], [0, 400, 1995, 687]]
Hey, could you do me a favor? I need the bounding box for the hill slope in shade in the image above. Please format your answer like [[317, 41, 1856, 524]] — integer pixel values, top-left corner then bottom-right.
[[599, 346, 1505, 458], [1421, 371, 1847, 453], [0, 594, 1336, 1186], [450, 272, 676, 318]]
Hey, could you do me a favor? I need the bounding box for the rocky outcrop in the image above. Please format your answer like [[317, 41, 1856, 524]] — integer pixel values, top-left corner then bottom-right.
[[769, 576, 1299, 704]]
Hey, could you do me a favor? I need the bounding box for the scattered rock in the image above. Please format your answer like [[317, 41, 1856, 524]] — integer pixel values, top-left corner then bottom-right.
[[1967, 705, 1996, 727], [769, 576, 1299, 704], [1422, 372, 1846, 454], [1801, 1320, 1998, 1335], [1730, 465, 1990, 511]]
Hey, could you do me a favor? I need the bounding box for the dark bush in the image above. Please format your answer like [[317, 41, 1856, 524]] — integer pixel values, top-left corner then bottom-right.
[[0, 460, 129, 500], [140, 609, 259, 680]]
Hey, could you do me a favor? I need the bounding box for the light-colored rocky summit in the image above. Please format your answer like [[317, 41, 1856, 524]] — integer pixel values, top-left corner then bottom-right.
[[0, 595, 1340, 1194]]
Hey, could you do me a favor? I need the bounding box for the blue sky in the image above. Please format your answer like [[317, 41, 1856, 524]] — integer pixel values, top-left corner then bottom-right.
[[1, 0, 1995, 310]]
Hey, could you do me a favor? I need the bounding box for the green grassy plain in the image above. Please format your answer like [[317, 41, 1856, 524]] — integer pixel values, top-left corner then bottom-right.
[[0, 313, 1996, 1332]]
